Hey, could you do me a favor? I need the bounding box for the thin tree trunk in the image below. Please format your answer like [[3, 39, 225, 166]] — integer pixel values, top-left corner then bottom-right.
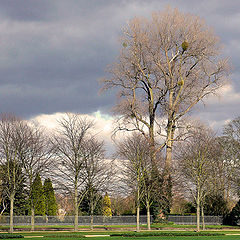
[[90, 215, 94, 231], [136, 205, 140, 232], [196, 196, 200, 232], [74, 186, 78, 232], [9, 194, 14, 233], [90, 200, 94, 231], [31, 206, 35, 231], [146, 200, 151, 230], [201, 204, 205, 230]]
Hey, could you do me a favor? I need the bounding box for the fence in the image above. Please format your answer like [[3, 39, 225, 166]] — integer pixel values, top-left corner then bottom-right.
[[167, 215, 223, 225], [0, 215, 151, 226], [0, 215, 223, 226]]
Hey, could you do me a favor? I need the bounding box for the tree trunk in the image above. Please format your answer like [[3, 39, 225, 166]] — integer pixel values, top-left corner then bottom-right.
[[90, 200, 94, 231], [74, 186, 78, 232], [31, 206, 35, 231], [136, 205, 140, 232], [196, 196, 200, 232], [146, 200, 151, 230], [9, 194, 14, 233], [165, 120, 175, 176], [201, 204, 205, 230]]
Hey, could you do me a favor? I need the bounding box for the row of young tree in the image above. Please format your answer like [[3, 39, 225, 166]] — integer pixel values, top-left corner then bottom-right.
[[116, 119, 240, 231], [1, 112, 239, 232], [0, 113, 113, 233]]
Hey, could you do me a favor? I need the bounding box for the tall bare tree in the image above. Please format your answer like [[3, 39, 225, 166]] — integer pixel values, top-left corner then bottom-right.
[[52, 113, 94, 231], [101, 7, 229, 179]]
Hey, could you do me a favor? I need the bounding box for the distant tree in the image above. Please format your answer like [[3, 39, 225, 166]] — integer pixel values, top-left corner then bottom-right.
[[31, 173, 45, 216], [44, 178, 57, 216], [102, 193, 112, 217]]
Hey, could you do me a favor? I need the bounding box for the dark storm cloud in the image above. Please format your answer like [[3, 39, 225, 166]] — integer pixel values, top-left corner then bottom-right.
[[0, 0, 239, 128], [0, 0, 56, 21]]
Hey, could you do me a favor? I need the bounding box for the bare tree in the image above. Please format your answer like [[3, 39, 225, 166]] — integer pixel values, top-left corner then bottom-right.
[[14, 122, 52, 231], [176, 125, 216, 231], [116, 133, 154, 231], [52, 113, 94, 231], [221, 117, 240, 197], [101, 7, 229, 180], [81, 137, 113, 230], [0, 114, 26, 233]]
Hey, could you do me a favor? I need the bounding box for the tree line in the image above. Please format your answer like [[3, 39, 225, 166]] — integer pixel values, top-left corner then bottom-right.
[[0, 114, 239, 232]]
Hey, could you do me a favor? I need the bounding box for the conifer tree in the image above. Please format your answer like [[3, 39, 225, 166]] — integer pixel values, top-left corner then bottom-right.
[[102, 193, 112, 217], [43, 178, 57, 216], [31, 173, 46, 216]]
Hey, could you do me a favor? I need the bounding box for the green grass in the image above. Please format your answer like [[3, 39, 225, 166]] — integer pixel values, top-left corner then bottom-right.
[[8, 230, 240, 240], [13, 234, 240, 240], [0, 223, 238, 230]]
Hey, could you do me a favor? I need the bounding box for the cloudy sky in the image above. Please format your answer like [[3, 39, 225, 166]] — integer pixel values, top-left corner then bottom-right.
[[0, 0, 239, 142]]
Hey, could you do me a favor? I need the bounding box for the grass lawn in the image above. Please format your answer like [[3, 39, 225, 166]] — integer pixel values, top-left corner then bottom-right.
[[17, 234, 240, 240], [5, 230, 238, 240], [0, 225, 239, 240], [0, 223, 238, 231], [37, 237, 240, 240]]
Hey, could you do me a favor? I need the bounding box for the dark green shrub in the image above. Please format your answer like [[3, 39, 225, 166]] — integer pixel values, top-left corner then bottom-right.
[[0, 234, 23, 239], [111, 232, 224, 237], [224, 200, 240, 226]]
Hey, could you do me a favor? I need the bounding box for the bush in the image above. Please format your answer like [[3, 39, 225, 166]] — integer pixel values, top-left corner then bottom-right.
[[111, 232, 224, 237], [0, 234, 23, 239]]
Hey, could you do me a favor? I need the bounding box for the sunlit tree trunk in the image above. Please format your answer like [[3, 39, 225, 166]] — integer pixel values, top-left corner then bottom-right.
[[136, 187, 140, 232], [90, 197, 94, 231], [74, 185, 78, 232], [9, 193, 14, 233], [146, 200, 151, 230], [196, 190, 200, 232], [31, 206, 35, 231], [201, 205, 205, 230]]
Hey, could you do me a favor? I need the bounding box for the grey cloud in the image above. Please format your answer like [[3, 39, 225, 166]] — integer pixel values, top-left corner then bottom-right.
[[0, 0, 239, 129]]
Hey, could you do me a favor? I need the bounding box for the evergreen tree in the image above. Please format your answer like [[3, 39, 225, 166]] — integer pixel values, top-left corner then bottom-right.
[[102, 193, 112, 217], [31, 173, 45, 216], [43, 178, 57, 216]]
